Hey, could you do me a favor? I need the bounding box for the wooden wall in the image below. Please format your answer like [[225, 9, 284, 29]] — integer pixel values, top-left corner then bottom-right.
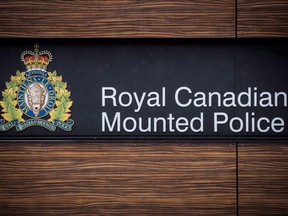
[[0, 0, 235, 38], [0, 143, 236, 215], [0, 1, 288, 215], [238, 143, 288, 215], [238, 0, 288, 37]]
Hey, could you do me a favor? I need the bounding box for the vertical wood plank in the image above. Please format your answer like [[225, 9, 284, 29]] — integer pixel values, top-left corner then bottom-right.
[[238, 143, 288, 215], [0, 0, 235, 38], [0, 142, 236, 215], [238, 0, 288, 37]]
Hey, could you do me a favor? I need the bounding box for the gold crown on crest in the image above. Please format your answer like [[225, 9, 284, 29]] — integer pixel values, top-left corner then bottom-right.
[[21, 44, 52, 72]]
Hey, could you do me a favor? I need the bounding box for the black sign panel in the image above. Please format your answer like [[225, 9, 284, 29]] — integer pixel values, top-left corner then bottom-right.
[[0, 39, 287, 141]]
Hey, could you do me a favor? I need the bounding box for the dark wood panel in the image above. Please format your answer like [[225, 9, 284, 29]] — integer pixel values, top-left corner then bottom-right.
[[0, 142, 236, 215], [0, 0, 235, 38], [238, 143, 288, 215], [238, 0, 288, 37]]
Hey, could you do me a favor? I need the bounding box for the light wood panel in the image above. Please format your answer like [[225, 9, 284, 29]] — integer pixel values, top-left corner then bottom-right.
[[238, 0, 288, 37], [0, 142, 236, 215], [0, 0, 235, 38], [238, 143, 288, 215]]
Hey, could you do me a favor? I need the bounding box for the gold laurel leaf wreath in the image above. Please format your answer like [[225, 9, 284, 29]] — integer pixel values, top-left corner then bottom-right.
[[47, 71, 73, 123], [0, 71, 25, 122]]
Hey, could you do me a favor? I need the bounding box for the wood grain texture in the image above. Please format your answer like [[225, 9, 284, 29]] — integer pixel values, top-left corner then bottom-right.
[[0, 142, 236, 215], [0, 0, 235, 38], [238, 143, 288, 215], [238, 0, 288, 37]]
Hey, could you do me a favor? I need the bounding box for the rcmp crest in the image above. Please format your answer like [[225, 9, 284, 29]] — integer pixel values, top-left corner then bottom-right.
[[0, 44, 74, 131]]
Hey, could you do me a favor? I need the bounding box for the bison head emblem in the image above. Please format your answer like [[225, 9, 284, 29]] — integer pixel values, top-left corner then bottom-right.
[[26, 83, 47, 117]]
